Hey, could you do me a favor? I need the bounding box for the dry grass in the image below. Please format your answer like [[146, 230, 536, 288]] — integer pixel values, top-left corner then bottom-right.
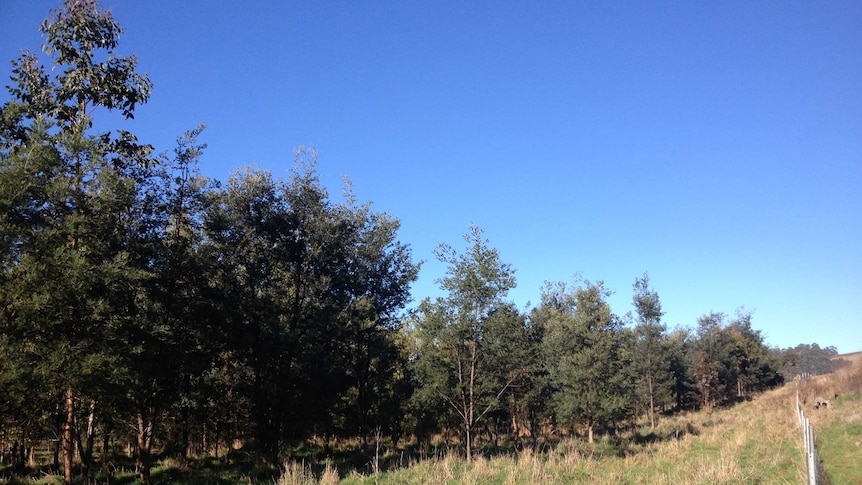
[[277, 461, 318, 485], [278, 357, 862, 484], [319, 462, 340, 485], [332, 384, 806, 484]]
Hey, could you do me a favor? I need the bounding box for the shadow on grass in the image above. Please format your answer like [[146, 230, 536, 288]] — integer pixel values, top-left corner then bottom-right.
[[0, 453, 280, 485], [632, 421, 700, 447], [1, 418, 711, 484]]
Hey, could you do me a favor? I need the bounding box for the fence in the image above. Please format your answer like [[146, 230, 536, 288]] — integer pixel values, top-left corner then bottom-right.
[[795, 381, 821, 485]]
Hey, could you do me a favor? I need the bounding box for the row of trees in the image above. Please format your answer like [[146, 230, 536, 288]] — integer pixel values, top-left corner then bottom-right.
[[406, 227, 784, 461], [779, 343, 843, 380], [1, 2, 420, 483], [0, 1, 824, 483]]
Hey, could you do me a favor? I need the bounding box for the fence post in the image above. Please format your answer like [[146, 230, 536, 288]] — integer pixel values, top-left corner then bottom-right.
[[797, 384, 820, 485], [807, 423, 816, 485]]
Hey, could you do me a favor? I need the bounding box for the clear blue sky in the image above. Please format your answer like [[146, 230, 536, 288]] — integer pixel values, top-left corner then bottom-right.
[[2, 1, 860, 353]]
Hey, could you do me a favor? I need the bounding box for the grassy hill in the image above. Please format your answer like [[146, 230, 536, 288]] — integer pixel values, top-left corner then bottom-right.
[[323, 389, 804, 484], [305, 352, 861, 484], [798, 351, 862, 484]]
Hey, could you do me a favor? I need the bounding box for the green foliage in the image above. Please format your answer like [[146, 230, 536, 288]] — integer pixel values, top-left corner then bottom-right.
[[630, 273, 674, 427], [408, 225, 521, 461], [0, 1, 156, 482], [539, 280, 633, 442], [201, 151, 419, 462], [690, 310, 783, 411], [779, 342, 842, 379]]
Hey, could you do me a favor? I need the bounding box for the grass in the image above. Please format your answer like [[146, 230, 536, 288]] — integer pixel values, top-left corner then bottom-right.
[[0, 455, 279, 485], [334, 389, 807, 484], [798, 352, 862, 485], [4, 353, 860, 484], [0, 395, 809, 485]]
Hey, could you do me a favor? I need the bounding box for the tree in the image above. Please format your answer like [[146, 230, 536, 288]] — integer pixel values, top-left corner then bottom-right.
[[410, 225, 520, 461], [481, 303, 537, 449], [330, 187, 419, 449], [691, 311, 738, 410], [665, 326, 698, 411], [106, 126, 214, 483], [631, 273, 673, 428], [204, 165, 306, 463], [780, 343, 842, 380], [513, 310, 554, 450], [540, 280, 632, 443], [202, 154, 418, 462], [725, 309, 782, 398], [0, 1, 152, 483]]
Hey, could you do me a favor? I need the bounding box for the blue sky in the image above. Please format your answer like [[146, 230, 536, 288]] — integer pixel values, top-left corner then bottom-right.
[[2, 1, 860, 352]]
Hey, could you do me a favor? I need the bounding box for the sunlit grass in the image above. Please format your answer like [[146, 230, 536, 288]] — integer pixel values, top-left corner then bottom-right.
[[334, 386, 807, 484], [800, 352, 862, 485]]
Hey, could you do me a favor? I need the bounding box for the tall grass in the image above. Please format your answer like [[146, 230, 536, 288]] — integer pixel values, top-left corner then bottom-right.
[[275, 461, 340, 485], [331, 384, 807, 484]]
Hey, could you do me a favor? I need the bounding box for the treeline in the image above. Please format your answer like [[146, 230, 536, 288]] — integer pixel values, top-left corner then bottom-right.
[[0, 2, 830, 484], [405, 231, 785, 461], [779, 343, 843, 380]]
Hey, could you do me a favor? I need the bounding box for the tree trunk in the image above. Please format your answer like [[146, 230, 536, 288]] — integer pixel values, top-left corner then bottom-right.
[[178, 398, 190, 461], [466, 337, 477, 463], [137, 407, 155, 485], [648, 373, 656, 429], [102, 430, 110, 464], [465, 425, 472, 463], [62, 386, 75, 485], [77, 399, 97, 479], [529, 409, 540, 451], [587, 424, 594, 444], [202, 422, 208, 456], [510, 395, 520, 448]]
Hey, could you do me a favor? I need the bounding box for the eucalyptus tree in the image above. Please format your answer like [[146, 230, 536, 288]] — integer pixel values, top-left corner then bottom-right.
[[780, 343, 841, 379], [410, 225, 520, 462], [331, 188, 419, 448], [631, 273, 673, 428], [540, 280, 632, 443], [0, 1, 153, 482]]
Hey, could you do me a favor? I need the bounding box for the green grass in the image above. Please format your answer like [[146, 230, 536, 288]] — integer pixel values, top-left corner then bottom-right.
[[801, 353, 862, 485]]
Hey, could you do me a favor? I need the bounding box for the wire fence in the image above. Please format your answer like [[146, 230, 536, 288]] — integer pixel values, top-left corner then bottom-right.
[[795, 379, 822, 485]]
